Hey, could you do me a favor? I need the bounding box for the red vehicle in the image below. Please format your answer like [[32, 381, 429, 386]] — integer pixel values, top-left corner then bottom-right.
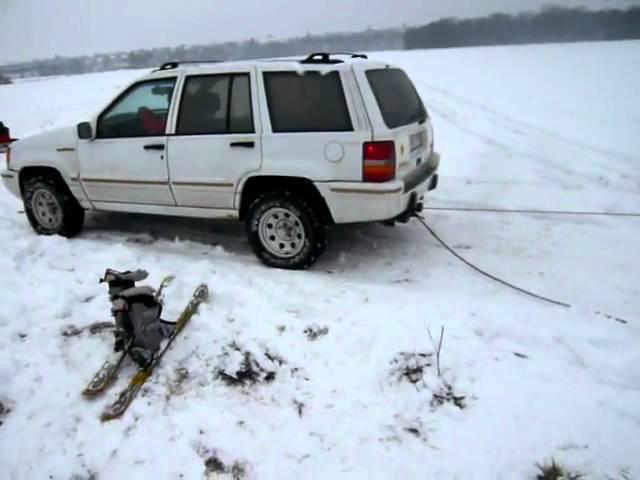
[[0, 122, 15, 152]]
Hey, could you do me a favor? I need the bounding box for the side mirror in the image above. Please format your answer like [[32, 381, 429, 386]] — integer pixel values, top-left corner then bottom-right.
[[77, 121, 93, 140]]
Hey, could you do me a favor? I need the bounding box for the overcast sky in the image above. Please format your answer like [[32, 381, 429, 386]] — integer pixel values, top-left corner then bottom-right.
[[1, 0, 638, 63]]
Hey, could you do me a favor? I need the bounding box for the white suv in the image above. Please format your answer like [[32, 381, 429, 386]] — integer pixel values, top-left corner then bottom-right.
[[2, 52, 440, 269]]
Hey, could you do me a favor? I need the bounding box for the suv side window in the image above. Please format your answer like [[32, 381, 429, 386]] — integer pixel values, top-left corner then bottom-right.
[[263, 71, 353, 133], [176, 74, 254, 135], [97, 78, 176, 138], [229, 75, 253, 134]]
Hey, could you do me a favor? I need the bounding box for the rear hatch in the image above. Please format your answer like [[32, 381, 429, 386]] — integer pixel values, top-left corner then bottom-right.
[[363, 67, 433, 179]]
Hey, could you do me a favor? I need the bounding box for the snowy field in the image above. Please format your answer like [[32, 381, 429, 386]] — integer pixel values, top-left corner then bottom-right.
[[1, 40, 639, 479]]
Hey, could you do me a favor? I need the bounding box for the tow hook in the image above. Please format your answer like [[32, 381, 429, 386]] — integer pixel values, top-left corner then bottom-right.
[[382, 193, 424, 226], [396, 201, 423, 224]]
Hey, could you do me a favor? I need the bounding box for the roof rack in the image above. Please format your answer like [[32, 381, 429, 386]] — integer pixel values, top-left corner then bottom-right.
[[154, 60, 224, 71], [153, 53, 368, 71], [300, 52, 368, 64]]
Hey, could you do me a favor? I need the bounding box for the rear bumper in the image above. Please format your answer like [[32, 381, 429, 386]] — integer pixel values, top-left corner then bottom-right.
[[316, 151, 440, 224], [1, 168, 21, 198]]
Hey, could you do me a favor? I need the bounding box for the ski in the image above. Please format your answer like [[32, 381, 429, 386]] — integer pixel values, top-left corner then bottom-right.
[[82, 349, 129, 397], [82, 274, 176, 397], [155, 275, 176, 302], [100, 283, 209, 422]]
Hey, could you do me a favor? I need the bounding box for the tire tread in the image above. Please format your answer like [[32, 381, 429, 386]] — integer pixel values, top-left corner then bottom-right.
[[22, 175, 85, 237], [246, 190, 327, 270]]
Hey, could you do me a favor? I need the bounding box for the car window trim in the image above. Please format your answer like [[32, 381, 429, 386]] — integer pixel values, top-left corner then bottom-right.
[[263, 70, 354, 134], [174, 72, 255, 137], [365, 68, 427, 130], [229, 74, 256, 134], [95, 77, 178, 140]]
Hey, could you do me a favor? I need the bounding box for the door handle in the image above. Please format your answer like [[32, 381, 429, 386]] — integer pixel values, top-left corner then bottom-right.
[[144, 143, 165, 151], [230, 141, 255, 149]]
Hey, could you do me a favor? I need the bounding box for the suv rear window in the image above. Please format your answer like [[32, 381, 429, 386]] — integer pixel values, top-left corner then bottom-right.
[[366, 68, 427, 129], [263, 71, 353, 133]]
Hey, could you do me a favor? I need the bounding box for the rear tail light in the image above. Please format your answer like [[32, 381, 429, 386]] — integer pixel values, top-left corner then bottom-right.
[[363, 141, 396, 182]]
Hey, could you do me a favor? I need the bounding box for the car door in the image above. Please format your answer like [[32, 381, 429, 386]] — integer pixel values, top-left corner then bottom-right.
[[167, 68, 261, 209], [77, 77, 178, 206]]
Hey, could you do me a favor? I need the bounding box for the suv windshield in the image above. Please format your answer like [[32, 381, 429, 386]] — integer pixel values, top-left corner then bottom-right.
[[366, 68, 427, 129]]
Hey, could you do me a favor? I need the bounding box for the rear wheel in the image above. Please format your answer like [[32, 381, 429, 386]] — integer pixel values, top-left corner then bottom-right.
[[22, 175, 85, 237], [246, 191, 328, 270]]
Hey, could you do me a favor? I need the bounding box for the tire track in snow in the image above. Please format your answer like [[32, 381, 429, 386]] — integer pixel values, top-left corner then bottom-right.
[[420, 86, 640, 196], [418, 80, 636, 165], [423, 97, 585, 191]]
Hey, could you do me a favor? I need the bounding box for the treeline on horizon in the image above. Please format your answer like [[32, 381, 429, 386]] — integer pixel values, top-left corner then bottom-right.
[[1, 5, 639, 79], [0, 28, 403, 78], [406, 5, 640, 49]]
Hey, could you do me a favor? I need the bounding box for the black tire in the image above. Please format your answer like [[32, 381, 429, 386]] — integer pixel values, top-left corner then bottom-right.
[[246, 191, 328, 270], [22, 175, 85, 237]]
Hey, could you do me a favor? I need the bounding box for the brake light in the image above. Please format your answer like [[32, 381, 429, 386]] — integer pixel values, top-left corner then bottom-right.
[[363, 141, 396, 182]]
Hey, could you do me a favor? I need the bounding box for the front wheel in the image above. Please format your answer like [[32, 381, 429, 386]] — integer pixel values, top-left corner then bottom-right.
[[245, 191, 328, 270], [22, 175, 85, 237]]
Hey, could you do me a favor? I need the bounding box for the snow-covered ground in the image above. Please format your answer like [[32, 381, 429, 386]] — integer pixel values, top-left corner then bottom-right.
[[1, 41, 639, 479]]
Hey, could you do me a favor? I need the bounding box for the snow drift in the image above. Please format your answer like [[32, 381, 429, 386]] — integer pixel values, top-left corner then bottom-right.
[[0, 40, 639, 479]]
